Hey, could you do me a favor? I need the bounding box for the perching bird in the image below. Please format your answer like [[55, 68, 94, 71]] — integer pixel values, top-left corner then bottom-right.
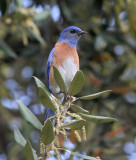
[[46, 26, 87, 119]]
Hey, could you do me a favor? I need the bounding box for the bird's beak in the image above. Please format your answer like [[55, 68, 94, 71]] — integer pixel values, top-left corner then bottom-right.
[[78, 31, 87, 36]]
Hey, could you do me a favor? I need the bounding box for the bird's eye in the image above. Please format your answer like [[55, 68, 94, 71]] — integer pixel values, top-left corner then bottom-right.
[[70, 29, 76, 34]]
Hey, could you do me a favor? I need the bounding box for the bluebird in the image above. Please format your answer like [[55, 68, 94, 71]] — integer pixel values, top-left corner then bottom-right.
[[46, 26, 87, 119]]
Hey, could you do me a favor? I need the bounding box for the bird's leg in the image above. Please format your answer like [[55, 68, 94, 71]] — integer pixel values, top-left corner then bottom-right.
[[64, 93, 70, 101], [57, 90, 70, 102]]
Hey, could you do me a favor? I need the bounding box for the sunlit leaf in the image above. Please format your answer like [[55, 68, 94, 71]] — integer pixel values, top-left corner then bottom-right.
[[33, 76, 51, 95], [16, 100, 42, 130], [70, 104, 89, 114], [24, 140, 35, 160], [41, 119, 55, 145], [61, 119, 85, 130], [14, 0, 22, 10], [34, 10, 50, 21], [12, 11, 27, 21], [60, 149, 99, 160], [69, 70, 85, 96], [53, 66, 67, 93], [79, 113, 117, 123], [14, 126, 26, 147], [79, 90, 112, 100], [33, 76, 57, 112]]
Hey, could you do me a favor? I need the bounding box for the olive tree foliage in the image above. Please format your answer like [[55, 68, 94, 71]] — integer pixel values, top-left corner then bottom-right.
[[14, 67, 116, 160]]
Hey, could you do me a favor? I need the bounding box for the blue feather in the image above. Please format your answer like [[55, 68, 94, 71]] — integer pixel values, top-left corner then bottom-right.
[[57, 26, 82, 47], [46, 47, 55, 120], [45, 108, 54, 121], [47, 47, 55, 91]]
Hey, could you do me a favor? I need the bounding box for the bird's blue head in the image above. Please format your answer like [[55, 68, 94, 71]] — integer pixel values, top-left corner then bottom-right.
[[57, 26, 87, 47]]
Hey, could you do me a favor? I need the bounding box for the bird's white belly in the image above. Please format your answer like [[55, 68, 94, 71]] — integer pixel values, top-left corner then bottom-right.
[[58, 57, 78, 91], [50, 57, 78, 102]]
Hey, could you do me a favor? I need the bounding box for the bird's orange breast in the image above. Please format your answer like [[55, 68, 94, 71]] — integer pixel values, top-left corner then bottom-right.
[[49, 42, 79, 86]]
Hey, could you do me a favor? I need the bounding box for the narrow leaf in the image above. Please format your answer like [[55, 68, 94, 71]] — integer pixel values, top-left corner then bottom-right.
[[28, 29, 46, 45], [33, 76, 57, 111], [69, 70, 85, 96], [14, 0, 22, 10], [71, 104, 89, 114], [24, 140, 35, 160], [61, 119, 85, 130], [14, 127, 38, 160], [41, 119, 54, 145], [33, 76, 51, 95], [79, 90, 112, 100], [14, 126, 26, 147], [79, 113, 117, 123], [39, 87, 57, 111], [0, 38, 17, 58], [16, 101, 42, 130], [60, 149, 99, 160], [53, 66, 67, 93]]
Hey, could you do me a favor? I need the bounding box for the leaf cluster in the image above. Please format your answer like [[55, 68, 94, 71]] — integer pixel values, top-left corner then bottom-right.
[[14, 68, 117, 160]]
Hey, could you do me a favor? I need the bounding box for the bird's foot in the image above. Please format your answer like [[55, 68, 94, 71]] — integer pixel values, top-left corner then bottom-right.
[[64, 93, 70, 101], [64, 94, 76, 102]]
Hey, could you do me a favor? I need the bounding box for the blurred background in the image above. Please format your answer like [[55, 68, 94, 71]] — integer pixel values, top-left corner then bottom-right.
[[0, 0, 136, 159]]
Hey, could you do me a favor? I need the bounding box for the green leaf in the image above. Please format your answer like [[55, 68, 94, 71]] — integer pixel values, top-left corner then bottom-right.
[[68, 70, 85, 96], [0, 38, 17, 58], [24, 140, 35, 160], [33, 76, 51, 95], [41, 119, 55, 145], [53, 66, 67, 93], [79, 113, 117, 123], [71, 104, 89, 114], [14, 0, 22, 10], [79, 90, 112, 100], [38, 87, 57, 111], [28, 29, 46, 45], [16, 100, 42, 130], [14, 126, 26, 147], [34, 10, 50, 21], [33, 76, 57, 112], [14, 127, 38, 160], [24, 140, 38, 160], [61, 119, 85, 130], [61, 149, 99, 160]]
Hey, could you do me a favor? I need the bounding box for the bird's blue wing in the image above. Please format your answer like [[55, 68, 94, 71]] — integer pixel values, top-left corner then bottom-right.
[[46, 47, 55, 120], [47, 47, 55, 91]]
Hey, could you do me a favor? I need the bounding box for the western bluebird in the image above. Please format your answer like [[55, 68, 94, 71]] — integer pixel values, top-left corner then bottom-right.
[[46, 26, 87, 119]]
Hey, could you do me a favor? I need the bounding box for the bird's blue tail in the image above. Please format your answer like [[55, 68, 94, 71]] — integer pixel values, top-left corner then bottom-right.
[[45, 109, 54, 120]]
